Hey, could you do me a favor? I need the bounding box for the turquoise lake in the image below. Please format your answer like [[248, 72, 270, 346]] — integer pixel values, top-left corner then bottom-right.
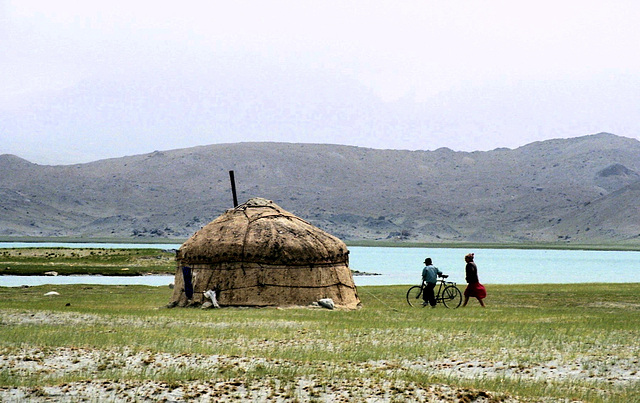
[[1, 243, 638, 287]]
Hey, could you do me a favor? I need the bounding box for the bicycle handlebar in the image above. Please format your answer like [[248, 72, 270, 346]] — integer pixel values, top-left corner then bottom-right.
[[422, 274, 449, 283], [422, 274, 450, 284]]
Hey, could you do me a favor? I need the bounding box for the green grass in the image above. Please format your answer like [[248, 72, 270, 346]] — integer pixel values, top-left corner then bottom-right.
[[0, 248, 175, 275], [1, 283, 639, 402]]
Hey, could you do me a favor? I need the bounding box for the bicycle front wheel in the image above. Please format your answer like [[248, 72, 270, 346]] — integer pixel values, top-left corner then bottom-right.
[[406, 285, 423, 307], [441, 286, 462, 308]]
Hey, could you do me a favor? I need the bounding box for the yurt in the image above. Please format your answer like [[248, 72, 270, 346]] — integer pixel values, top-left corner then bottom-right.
[[169, 198, 360, 309]]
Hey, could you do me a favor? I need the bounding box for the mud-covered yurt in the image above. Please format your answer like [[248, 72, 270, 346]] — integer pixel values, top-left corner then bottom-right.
[[169, 197, 360, 309]]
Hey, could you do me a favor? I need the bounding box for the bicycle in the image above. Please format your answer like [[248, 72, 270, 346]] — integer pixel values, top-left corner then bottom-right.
[[406, 275, 462, 308]]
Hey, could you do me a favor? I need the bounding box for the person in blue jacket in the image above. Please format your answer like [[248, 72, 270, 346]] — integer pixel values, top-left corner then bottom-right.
[[422, 258, 443, 308]]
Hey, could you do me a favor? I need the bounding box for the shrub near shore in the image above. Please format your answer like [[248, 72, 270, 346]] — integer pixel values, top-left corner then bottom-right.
[[0, 283, 639, 402]]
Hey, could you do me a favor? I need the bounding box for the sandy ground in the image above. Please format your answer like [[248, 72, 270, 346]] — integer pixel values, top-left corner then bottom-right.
[[2, 310, 637, 402]]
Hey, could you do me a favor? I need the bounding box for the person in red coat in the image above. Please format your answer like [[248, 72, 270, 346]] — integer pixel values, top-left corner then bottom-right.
[[462, 253, 486, 307]]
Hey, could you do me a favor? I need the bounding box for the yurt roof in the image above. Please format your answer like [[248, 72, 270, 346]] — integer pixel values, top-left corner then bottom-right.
[[177, 198, 349, 265]]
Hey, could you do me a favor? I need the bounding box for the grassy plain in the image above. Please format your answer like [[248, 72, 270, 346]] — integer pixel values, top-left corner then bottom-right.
[[1, 280, 639, 401], [0, 248, 175, 276]]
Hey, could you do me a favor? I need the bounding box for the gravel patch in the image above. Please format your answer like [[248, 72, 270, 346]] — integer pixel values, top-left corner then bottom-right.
[[404, 356, 640, 387], [0, 347, 517, 402], [0, 378, 508, 402]]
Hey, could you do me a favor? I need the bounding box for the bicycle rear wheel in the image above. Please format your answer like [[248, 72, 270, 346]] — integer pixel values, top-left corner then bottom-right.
[[406, 285, 423, 307], [441, 286, 462, 308]]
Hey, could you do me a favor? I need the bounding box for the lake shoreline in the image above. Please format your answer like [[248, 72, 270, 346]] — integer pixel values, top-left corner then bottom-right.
[[2, 245, 639, 286], [2, 237, 640, 251]]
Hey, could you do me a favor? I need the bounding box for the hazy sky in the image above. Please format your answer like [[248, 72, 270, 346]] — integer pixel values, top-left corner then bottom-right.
[[2, 0, 640, 165]]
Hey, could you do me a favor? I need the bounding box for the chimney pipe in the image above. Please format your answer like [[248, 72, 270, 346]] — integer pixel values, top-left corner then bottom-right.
[[229, 170, 239, 207]]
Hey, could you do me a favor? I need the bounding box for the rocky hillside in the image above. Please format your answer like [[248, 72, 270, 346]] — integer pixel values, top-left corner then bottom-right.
[[1, 133, 639, 244]]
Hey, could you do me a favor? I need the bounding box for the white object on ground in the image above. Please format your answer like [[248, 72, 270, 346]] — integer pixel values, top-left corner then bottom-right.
[[203, 290, 221, 308], [318, 298, 335, 310]]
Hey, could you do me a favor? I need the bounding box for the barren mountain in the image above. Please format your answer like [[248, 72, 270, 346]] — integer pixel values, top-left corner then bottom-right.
[[1, 133, 639, 244]]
